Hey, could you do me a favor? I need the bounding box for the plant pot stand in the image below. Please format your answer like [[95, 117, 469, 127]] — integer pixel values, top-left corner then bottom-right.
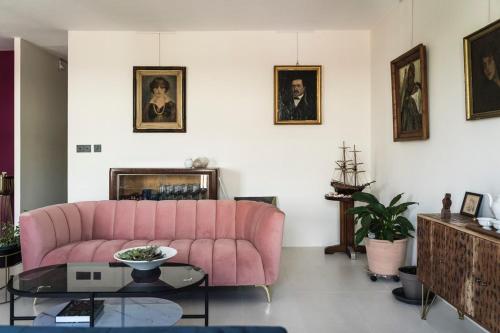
[[392, 287, 435, 305], [366, 268, 400, 282], [324, 196, 365, 259], [0, 245, 21, 304]]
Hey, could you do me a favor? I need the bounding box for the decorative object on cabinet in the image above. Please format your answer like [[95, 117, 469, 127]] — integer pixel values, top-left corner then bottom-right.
[[274, 65, 321, 125], [329, 141, 375, 195], [459, 191, 483, 217], [133, 66, 186, 132], [417, 214, 499, 332], [476, 217, 494, 230], [192, 157, 209, 169], [390, 44, 429, 141], [234, 196, 277, 206], [184, 158, 193, 168], [485, 193, 500, 219], [464, 19, 500, 120], [440, 193, 452, 220], [109, 168, 218, 200], [466, 220, 500, 239], [0, 172, 13, 195], [348, 192, 417, 280], [0, 172, 14, 225]]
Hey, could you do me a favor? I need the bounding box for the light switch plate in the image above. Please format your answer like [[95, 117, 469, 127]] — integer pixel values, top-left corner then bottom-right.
[[76, 145, 91, 153]]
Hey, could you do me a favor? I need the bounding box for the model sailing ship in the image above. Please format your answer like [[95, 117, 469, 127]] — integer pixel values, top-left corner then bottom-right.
[[330, 141, 375, 196]]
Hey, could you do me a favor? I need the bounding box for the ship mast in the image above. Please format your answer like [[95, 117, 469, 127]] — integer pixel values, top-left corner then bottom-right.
[[335, 141, 351, 184], [348, 144, 365, 186]]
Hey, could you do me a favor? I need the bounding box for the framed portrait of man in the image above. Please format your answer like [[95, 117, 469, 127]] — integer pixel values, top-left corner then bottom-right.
[[133, 66, 186, 132], [274, 65, 321, 125], [390, 44, 429, 141], [464, 19, 500, 120]]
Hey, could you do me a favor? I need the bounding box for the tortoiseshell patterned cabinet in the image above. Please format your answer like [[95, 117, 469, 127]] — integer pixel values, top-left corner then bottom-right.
[[417, 214, 499, 333]]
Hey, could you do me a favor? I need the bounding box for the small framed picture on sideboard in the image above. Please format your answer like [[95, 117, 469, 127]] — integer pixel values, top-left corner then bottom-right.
[[460, 192, 483, 217]]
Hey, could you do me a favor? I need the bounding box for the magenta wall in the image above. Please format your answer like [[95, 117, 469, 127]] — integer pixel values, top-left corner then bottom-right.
[[0, 51, 14, 175]]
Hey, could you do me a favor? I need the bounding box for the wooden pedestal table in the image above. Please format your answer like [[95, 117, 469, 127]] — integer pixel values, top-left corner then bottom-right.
[[324, 195, 365, 259]]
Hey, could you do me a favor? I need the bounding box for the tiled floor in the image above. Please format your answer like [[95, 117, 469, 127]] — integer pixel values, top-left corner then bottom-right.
[[0, 247, 486, 332]]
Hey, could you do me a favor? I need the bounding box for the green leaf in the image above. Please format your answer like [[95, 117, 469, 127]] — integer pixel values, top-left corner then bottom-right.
[[370, 202, 389, 220], [389, 193, 403, 207], [391, 202, 418, 216], [361, 215, 372, 228], [351, 192, 380, 205], [347, 206, 372, 215], [383, 229, 394, 242], [355, 228, 368, 245]]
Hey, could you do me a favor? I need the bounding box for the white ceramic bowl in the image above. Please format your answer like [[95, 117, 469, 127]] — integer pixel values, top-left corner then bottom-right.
[[114, 246, 177, 271], [492, 219, 500, 233], [477, 217, 492, 229]]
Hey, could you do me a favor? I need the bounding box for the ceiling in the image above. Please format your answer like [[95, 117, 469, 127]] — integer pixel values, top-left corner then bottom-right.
[[0, 0, 398, 58]]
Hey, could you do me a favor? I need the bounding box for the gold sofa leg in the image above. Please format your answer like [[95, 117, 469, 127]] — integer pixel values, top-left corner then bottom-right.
[[256, 285, 271, 303]]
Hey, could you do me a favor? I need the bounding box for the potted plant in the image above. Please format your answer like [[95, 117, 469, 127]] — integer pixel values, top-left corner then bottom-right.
[[0, 223, 21, 267], [348, 192, 417, 278]]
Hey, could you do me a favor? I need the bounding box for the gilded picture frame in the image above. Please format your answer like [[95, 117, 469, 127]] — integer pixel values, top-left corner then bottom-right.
[[274, 65, 322, 125], [390, 44, 429, 141], [133, 66, 186, 132], [464, 19, 500, 120]]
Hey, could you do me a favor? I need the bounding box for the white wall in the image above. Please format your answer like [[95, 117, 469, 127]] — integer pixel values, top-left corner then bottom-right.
[[371, 0, 500, 261], [68, 30, 371, 246], [17, 40, 67, 216]]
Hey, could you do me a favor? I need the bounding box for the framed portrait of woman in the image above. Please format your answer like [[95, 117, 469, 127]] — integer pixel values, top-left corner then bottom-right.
[[133, 66, 186, 132], [464, 19, 500, 120], [390, 44, 429, 141]]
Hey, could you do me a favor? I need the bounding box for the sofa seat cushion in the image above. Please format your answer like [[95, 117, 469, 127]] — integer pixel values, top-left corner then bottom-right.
[[39, 239, 265, 286]]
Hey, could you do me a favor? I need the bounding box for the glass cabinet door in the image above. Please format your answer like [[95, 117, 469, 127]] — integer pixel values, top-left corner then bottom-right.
[[109, 169, 218, 200]]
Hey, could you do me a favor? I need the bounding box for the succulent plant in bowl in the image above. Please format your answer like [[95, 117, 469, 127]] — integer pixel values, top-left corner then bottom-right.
[[114, 246, 177, 271]]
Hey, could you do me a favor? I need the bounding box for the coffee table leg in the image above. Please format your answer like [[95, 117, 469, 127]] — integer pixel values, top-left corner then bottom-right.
[[90, 295, 95, 327], [9, 290, 14, 325], [204, 274, 209, 327]]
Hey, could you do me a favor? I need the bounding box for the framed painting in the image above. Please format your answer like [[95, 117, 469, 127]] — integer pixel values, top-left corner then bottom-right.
[[133, 66, 186, 132], [464, 19, 500, 120], [274, 65, 321, 125], [390, 44, 429, 141], [460, 192, 483, 218]]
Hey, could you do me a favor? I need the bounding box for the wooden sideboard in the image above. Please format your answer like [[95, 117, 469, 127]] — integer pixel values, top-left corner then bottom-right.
[[417, 214, 499, 333]]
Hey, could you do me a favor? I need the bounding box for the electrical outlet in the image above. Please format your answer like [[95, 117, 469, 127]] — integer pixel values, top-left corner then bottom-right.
[[93, 144, 102, 153], [76, 145, 91, 153]]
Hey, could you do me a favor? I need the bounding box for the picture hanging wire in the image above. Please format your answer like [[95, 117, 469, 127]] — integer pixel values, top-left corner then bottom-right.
[[158, 32, 161, 66], [296, 32, 300, 65], [488, 0, 491, 23], [410, 0, 414, 47]]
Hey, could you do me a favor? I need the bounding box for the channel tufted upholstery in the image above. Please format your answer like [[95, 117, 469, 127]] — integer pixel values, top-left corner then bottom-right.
[[20, 200, 285, 286]]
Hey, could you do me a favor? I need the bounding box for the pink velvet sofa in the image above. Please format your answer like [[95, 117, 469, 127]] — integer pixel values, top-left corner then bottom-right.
[[20, 200, 285, 300]]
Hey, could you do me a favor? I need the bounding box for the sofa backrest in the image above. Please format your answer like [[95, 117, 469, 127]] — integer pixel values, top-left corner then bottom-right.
[[23, 200, 280, 242]]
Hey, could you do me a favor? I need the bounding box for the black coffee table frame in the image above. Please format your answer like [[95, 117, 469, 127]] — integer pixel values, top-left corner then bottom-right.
[[7, 262, 209, 327]]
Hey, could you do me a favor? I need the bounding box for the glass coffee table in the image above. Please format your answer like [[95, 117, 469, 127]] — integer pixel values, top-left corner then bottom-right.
[[7, 262, 208, 327]]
